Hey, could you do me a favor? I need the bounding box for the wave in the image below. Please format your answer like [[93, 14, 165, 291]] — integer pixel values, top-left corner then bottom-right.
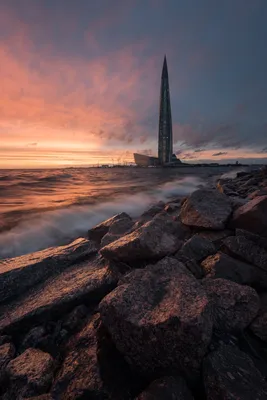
[[0, 176, 203, 259]]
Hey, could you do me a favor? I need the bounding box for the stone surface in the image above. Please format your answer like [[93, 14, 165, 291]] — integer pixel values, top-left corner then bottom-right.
[[0, 257, 118, 334], [6, 348, 53, 397], [0, 342, 15, 383], [136, 376, 194, 400], [21, 326, 46, 352], [100, 215, 134, 247], [203, 344, 267, 399], [100, 213, 186, 263], [99, 257, 213, 379], [178, 234, 216, 262], [62, 304, 88, 332], [52, 314, 146, 400], [196, 230, 232, 250], [230, 195, 267, 236], [202, 278, 259, 332], [0, 335, 12, 345], [133, 202, 166, 229], [180, 189, 232, 230], [0, 238, 97, 304], [236, 228, 267, 251], [88, 212, 132, 243], [250, 293, 267, 342], [175, 253, 204, 279]]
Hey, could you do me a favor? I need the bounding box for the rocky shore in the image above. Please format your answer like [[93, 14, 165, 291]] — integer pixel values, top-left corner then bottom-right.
[[1, 166, 267, 399]]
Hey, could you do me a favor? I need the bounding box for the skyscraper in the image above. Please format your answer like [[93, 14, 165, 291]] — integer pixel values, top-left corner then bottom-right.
[[158, 56, 173, 165]]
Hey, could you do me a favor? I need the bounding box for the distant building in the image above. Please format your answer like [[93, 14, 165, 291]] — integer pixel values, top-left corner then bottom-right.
[[133, 153, 159, 167]]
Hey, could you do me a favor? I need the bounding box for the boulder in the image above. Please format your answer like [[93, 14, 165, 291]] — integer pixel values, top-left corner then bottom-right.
[[250, 293, 267, 342], [180, 189, 232, 230], [203, 345, 267, 399], [202, 278, 259, 332], [0, 335, 12, 345], [0, 238, 97, 304], [135, 376, 194, 400], [133, 202, 166, 229], [178, 234, 216, 262], [100, 215, 134, 247], [196, 230, 232, 251], [0, 258, 118, 334], [62, 304, 88, 332], [88, 212, 132, 243], [230, 195, 267, 236], [21, 326, 46, 352], [0, 343, 15, 383], [6, 348, 53, 397], [99, 257, 213, 380], [175, 253, 204, 279], [100, 214, 186, 263], [248, 188, 267, 200], [236, 228, 267, 251]]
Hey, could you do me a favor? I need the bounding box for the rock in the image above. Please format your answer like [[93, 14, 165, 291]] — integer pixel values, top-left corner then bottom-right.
[[248, 188, 267, 200], [0, 238, 97, 304], [99, 257, 213, 380], [23, 395, 53, 400], [133, 202, 166, 228], [236, 228, 267, 251], [100, 215, 134, 247], [88, 212, 132, 243], [21, 326, 46, 352], [203, 344, 267, 399], [175, 253, 204, 279], [0, 343, 15, 383], [230, 195, 267, 236], [6, 348, 54, 397], [196, 230, 232, 250], [201, 252, 259, 286], [0, 335, 12, 345], [202, 278, 259, 332], [135, 376, 194, 400], [164, 202, 181, 214], [100, 214, 186, 263], [250, 293, 267, 342], [62, 304, 88, 332], [222, 236, 267, 273], [180, 189, 232, 230], [0, 257, 118, 334], [52, 314, 146, 400], [178, 234, 216, 262]]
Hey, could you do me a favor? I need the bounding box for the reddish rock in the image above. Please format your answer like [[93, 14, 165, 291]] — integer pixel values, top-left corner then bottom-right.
[[99, 257, 213, 380], [0, 343, 15, 383], [88, 212, 132, 243], [180, 189, 232, 230], [136, 376, 194, 400], [203, 345, 267, 399], [202, 278, 259, 332]]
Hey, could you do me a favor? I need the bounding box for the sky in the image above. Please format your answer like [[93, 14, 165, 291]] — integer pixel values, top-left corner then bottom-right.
[[0, 0, 267, 168]]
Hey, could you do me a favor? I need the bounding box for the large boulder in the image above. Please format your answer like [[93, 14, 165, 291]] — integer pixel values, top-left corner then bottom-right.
[[0, 342, 15, 383], [88, 212, 132, 243], [202, 278, 259, 332], [135, 376, 194, 400], [203, 345, 267, 399], [250, 293, 267, 342], [6, 348, 53, 398], [230, 195, 267, 236], [100, 216, 134, 247], [0, 238, 97, 303], [133, 202, 166, 229], [196, 230, 232, 251], [236, 228, 267, 251], [180, 189, 232, 230], [99, 257, 213, 380], [178, 234, 216, 262], [0, 257, 118, 334], [100, 214, 186, 263]]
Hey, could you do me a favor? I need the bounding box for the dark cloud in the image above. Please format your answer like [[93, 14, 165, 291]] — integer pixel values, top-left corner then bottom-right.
[[212, 151, 228, 156]]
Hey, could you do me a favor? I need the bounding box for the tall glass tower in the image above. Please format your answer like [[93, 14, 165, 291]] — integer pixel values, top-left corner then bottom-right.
[[158, 56, 173, 165]]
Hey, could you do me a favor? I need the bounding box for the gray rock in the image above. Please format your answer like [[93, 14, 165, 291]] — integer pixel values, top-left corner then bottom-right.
[[230, 195, 267, 236], [203, 345, 267, 399], [236, 229, 267, 251], [100, 215, 135, 248], [100, 213, 186, 263], [175, 253, 204, 279], [6, 348, 54, 397], [196, 230, 232, 250], [135, 376, 194, 400], [178, 234, 216, 262], [99, 257, 213, 379], [0, 238, 97, 304], [180, 189, 232, 230], [0, 342, 15, 383], [88, 212, 132, 243], [202, 278, 259, 332], [0, 258, 118, 334], [133, 202, 166, 229]]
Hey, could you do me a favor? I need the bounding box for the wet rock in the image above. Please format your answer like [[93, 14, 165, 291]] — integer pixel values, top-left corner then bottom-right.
[[0, 258, 118, 334], [250, 293, 267, 342], [202, 278, 259, 332], [203, 344, 267, 399], [100, 214, 186, 263], [0, 238, 97, 304], [178, 234, 216, 262], [6, 348, 53, 398], [136, 376, 194, 400], [99, 257, 213, 380], [180, 189, 232, 230], [88, 212, 132, 243], [0, 343, 15, 383], [62, 304, 88, 332], [230, 195, 267, 236]]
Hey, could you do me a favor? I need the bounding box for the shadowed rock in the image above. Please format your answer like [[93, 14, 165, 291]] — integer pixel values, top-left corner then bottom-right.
[[0, 343, 15, 384], [236, 229, 267, 251], [88, 212, 132, 243], [203, 345, 267, 399], [6, 348, 53, 398], [99, 257, 213, 380], [180, 189, 232, 230], [133, 202, 166, 229], [0, 258, 118, 334], [230, 195, 267, 236], [178, 234, 216, 262], [100, 216, 134, 247], [135, 376, 194, 400], [250, 293, 267, 342], [0, 238, 97, 304], [100, 214, 186, 263], [202, 278, 259, 332], [196, 230, 232, 251]]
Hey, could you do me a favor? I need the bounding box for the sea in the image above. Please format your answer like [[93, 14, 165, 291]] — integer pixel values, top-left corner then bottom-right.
[[0, 166, 249, 259]]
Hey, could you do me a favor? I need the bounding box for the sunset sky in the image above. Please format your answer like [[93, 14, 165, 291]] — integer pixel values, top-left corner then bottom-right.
[[1, 0, 267, 168]]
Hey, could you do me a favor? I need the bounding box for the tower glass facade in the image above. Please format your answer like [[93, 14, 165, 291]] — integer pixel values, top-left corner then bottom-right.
[[158, 56, 173, 165]]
